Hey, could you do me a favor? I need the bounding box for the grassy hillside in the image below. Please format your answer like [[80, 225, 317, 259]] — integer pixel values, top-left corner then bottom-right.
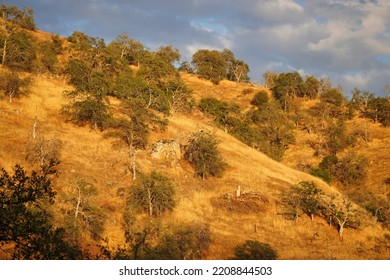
[[1, 68, 389, 259]]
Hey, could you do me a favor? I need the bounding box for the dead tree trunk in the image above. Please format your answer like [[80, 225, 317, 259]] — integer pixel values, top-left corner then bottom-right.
[[1, 36, 7, 66], [32, 116, 38, 139]]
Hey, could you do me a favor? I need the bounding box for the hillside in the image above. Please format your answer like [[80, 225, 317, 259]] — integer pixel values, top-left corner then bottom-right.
[[0, 9, 389, 259], [1, 69, 389, 259]]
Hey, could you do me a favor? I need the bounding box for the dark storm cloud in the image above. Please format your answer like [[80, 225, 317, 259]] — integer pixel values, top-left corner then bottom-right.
[[6, 0, 390, 95]]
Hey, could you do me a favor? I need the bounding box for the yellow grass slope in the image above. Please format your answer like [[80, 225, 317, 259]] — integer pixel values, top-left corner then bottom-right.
[[0, 72, 389, 259]]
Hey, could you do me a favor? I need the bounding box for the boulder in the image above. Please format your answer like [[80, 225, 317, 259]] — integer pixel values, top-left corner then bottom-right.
[[150, 140, 181, 165]]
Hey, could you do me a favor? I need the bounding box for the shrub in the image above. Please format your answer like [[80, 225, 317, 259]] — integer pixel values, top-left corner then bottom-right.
[[250, 90, 269, 107], [61, 98, 111, 130], [309, 168, 331, 183], [233, 240, 278, 260], [185, 131, 227, 179]]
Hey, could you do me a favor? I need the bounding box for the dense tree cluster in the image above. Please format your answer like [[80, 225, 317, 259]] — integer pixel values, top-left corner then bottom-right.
[[281, 181, 362, 238], [199, 96, 295, 161]]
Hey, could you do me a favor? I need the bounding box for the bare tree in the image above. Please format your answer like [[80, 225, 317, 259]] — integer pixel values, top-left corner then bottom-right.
[[60, 180, 106, 242], [25, 136, 61, 175]]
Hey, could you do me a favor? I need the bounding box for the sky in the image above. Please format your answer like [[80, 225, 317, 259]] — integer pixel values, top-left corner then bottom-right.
[[7, 0, 390, 96]]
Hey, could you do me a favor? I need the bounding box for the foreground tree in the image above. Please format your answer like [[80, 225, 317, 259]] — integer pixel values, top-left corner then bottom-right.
[[0, 165, 82, 259], [251, 90, 269, 107]]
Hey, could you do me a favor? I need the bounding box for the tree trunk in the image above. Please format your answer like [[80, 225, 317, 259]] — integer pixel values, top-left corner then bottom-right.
[[1, 36, 7, 66], [120, 46, 126, 60], [73, 186, 82, 241], [40, 142, 45, 168], [9, 91, 14, 103], [147, 187, 153, 217], [294, 210, 299, 223], [75, 187, 82, 222], [130, 148, 137, 180], [338, 221, 345, 239], [32, 116, 38, 139]]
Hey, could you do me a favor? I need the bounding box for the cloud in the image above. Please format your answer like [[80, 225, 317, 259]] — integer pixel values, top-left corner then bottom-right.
[[342, 68, 390, 95], [253, 0, 305, 23]]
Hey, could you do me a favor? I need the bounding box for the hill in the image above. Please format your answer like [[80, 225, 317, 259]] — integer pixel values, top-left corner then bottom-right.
[[1, 69, 389, 259], [0, 10, 389, 258]]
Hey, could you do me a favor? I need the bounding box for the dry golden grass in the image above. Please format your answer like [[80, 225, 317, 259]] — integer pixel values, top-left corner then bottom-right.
[[1, 72, 389, 259]]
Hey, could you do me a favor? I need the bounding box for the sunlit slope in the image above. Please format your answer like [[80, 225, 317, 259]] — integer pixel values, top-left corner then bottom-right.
[[1, 72, 388, 259]]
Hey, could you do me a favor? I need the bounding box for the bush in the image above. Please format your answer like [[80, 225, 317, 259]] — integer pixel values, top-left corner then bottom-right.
[[233, 240, 278, 260], [250, 90, 269, 107], [185, 131, 227, 179], [309, 168, 331, 183], [62, 98, 111, 130]]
